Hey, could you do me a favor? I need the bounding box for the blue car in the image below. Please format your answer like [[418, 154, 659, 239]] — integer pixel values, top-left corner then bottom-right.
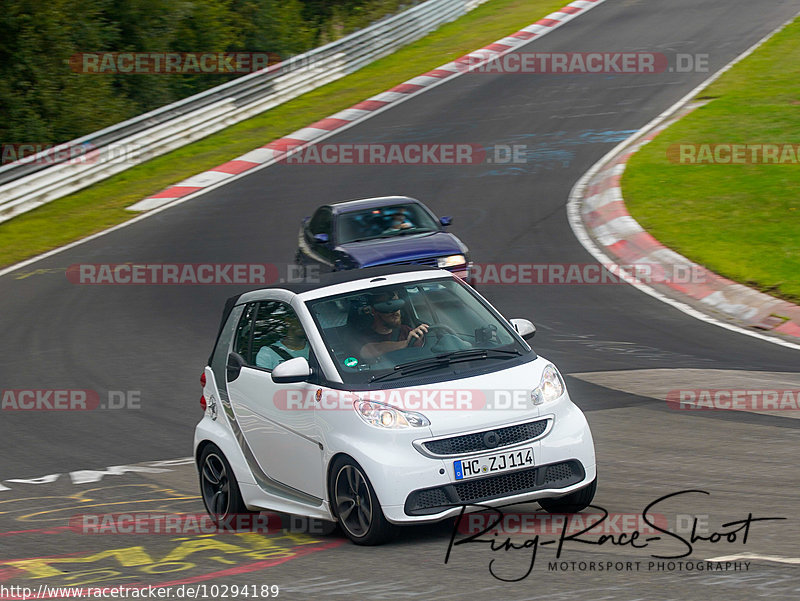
[[296, 196, 472, 283]]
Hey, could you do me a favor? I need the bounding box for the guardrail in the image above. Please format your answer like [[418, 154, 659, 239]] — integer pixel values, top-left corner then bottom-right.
[[0, 0, 489, 223]]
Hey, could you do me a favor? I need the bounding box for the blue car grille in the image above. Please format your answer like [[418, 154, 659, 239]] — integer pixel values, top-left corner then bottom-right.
[[384, 257, 439, 268]]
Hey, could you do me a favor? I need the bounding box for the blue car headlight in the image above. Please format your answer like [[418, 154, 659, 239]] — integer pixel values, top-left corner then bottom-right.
[[334, 256, 358, 270], [437, 254, 466, 269]]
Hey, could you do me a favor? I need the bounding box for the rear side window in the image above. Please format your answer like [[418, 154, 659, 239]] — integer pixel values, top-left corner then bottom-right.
[[210, 304, 245, 395], [233, 301, 313, 371], [233, 303, 257, 363], [256, 303, 311, 370]]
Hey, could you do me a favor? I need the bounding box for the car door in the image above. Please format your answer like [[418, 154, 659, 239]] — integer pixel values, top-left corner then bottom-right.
[[226, 299, 325, 499], [301, 206, 336, 272]]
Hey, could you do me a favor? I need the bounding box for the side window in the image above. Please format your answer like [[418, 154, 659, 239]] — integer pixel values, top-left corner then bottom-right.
[[309, 207, 332, 237], [233, 303, 257, 364], [252, 302, 312, 371], [210, 304, 244, 394]]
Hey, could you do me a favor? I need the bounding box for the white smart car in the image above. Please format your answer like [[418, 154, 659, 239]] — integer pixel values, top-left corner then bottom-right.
[[195, 265, 596, 544]]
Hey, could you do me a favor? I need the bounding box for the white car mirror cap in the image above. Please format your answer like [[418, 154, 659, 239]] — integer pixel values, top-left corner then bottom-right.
[[510, 318, 536, 340], [271, 357, 311, 383]]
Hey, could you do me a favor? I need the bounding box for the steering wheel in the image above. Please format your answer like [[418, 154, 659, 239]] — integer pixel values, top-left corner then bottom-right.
[[419, 323, 457, 347]]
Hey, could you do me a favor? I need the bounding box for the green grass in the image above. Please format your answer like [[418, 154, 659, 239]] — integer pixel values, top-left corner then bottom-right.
[[623, 18, 800, 302], [0, 0, 567, 268]]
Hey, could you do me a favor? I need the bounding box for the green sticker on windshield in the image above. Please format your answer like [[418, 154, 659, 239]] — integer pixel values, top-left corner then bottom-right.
[[344, 357, 358, 368]]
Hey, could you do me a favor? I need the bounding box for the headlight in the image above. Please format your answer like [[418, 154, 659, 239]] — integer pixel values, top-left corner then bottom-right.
[[437, 254, 466, 269], [531, 364, 565, 405], [354, 400, 430, 429]]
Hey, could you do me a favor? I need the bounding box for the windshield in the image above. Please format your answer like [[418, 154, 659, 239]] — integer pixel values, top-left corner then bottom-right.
[[336, 203, 441, 244], [306, 277, 532, 386]]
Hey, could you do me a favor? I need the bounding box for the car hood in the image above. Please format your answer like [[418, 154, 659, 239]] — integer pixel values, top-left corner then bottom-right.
[[338, 231, 467, 267], [369, 357, 553, 437]]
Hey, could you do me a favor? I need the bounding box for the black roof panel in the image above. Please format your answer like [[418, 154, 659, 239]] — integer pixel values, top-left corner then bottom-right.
[[225, 264, 443, 305]]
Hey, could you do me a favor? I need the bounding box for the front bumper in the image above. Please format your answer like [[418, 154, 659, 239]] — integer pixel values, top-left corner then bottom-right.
[[349, 395, 595, 524], [404, 459, 585, 516], [358, 259, 472, 283]]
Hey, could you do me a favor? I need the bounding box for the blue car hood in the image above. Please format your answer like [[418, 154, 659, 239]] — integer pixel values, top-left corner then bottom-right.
[[339, 231, 466, 267]]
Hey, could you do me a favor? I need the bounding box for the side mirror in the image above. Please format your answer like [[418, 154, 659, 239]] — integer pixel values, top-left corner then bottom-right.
[[439, 216, 453, 226], [271, 357, 311, 383], [227, 352, 246, 382], [313, 233, 329, 244], [510, 318, 536, 340]]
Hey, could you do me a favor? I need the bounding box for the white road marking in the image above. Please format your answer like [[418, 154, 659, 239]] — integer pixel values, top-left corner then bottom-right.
[[707, 553, 800, 565], [0, 457, 194, 491]]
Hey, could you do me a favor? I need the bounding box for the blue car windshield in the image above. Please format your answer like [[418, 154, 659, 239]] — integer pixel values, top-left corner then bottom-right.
[[337, 204, 440, 244], [306, 278, 532, 386]]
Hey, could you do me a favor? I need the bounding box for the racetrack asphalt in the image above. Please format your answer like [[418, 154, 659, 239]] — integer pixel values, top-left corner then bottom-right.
[[1, 0, 799, 598]]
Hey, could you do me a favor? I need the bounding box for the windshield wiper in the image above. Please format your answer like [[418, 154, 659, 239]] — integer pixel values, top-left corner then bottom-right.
[[395, 228, 434, 236], [369, 348, 521, 383], [394, 348, 521, 370], [350, 229, 436, 243], [348, 235, 384, 243], [369, 359, 447, 383], [441, 348, 521, 359]]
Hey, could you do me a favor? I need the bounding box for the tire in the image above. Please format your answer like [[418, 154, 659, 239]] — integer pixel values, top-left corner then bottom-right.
[[198, 444, 256, 523], [330, 456, 394, 545], [538, 478, 597, 514]]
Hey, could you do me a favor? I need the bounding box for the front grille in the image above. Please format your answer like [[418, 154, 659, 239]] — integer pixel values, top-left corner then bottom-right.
[[414, 488, 449, 510], [385, 257, 439, 268], [404, 459, 584, 516], [544, 462, 577, 484], [454, 466, 539, 501], [422, 419, 549, 456]]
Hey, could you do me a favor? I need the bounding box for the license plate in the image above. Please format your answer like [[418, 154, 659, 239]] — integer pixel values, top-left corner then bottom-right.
[[453, 447, 534, 480]]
